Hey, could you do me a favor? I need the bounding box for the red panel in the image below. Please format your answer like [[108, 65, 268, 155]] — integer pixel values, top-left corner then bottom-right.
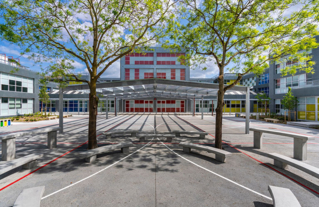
[[180, 69, 185, 80], [125, 69, 130, 80], [157, 73, 166, 79], [171, 69, 176, 80], [144, 72, 154, 79], [135, 69, 139, 80]]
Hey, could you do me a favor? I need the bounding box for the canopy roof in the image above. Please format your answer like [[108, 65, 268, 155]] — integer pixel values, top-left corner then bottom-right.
[[62, 78, 252, 99]]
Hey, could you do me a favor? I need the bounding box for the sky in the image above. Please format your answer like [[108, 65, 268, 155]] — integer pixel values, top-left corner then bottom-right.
[[0, 38, 219, 79], [0, 1, 305, 79]]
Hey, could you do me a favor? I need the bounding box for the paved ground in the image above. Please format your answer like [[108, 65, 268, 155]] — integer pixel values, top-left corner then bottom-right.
[[0, 114, 319, 206]]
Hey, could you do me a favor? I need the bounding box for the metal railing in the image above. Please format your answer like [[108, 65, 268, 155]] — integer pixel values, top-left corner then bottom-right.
[[0, 58, 29, 70]]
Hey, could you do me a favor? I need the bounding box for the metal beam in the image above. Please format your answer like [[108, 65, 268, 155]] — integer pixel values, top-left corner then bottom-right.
[[245, 87, 250, 134], [59, 88, 63, 133]]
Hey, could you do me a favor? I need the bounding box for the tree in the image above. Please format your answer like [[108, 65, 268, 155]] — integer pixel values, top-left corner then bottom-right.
[[0, 0, 175, 149], [162, 0, 319, 149], [39, 77, 50, 117], [255, 92, 270, 116], [281, 87, 299, 121]]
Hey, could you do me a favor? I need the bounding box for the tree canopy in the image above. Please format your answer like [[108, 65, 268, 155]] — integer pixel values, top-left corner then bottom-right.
[[161, 0, 319, 148], [0, 0, 176, 149]]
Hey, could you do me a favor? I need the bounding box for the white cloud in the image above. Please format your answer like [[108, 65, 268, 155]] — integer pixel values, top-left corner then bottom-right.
[[190, 59, 219, 78], [97, 59, 121, 78], [0, 46, 21, 56]]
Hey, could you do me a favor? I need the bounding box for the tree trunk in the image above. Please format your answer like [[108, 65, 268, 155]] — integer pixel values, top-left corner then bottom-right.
[[88, 81, 98, 149], [41, 102, 43, 116], [215, 85, 225, 149], [265, 101, 267, 117], [288, 110, 291, 121], [45, 103, 47, 117]]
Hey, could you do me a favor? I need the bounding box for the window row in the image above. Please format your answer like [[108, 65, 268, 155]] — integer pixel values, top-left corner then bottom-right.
[[124, 69, 186, 80], [258, 73, 269, 85], [157, 61, 176, 65], [157, 53, 185, 57], [258, 87, 269, 95], [125, 53, 154, 57], [135, 61, 154, 65]]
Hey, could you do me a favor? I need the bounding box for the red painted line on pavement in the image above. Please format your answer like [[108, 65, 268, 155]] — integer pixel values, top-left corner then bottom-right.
[[0, 115, 134, 192], [176, 115, 319, 195]]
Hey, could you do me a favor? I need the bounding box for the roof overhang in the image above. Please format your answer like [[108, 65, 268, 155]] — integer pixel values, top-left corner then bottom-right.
[[62, 78, 249, 99]]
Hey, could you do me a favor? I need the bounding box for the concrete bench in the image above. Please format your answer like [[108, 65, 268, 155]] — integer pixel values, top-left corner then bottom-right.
[[267, 153, 319, 179], [0, 127, 60, 161], [179, 142, 232, 163], [268, 185, 301, 207], [14, 186, 45, 207], [103, 130, 139, 138], [137, 134, 175, 142], [47, 116, 57, 120], [0, 154, 43, 176], [172, 131, 208, 139], [264, 118, 280, 123], [249, 127, 310, 161], [77, 142, 133, 163]]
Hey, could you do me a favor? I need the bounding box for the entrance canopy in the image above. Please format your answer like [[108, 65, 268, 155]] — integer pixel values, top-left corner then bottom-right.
[[59, 78, 251, 134], [64, 78, 249, 99]]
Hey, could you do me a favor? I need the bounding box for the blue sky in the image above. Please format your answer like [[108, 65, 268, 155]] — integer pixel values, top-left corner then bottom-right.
[[0, 38, 219, 79]]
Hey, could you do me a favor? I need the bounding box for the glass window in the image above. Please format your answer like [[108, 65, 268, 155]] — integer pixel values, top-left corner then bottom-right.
[[286, 77, 292, 87], [9, 98, 15, 109], [306, 97, 315, 104], [23, 99, 28, 103], [1, 84, 8, 90], [16, 99, 21, 109], [9, 80, 15, 85], [16, 86, 22, 92], [292, 76, 298, 87], [9, 85, 15, 91], [23, 87, 28, 92], [16, 81, 22, 86], [2, 97, 8, 103]]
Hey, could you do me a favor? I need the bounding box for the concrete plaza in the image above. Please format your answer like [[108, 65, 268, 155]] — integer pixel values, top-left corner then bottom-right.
[[0, 114, 319, 206]]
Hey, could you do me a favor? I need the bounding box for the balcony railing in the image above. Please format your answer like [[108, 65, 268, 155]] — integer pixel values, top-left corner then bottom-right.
[[0, 58, 29, 70]]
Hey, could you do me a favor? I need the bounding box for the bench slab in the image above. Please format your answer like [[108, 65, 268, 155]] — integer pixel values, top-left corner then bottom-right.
[[14, 186, 45, 207], [179, 142, 231, 163], [249, 128, 309, 140], [0, 154, 43, 175], [268, 153, 319, 179], [268, 185, 301, 207], [250, 127, 309, 161], [76, 142, 133, 163]]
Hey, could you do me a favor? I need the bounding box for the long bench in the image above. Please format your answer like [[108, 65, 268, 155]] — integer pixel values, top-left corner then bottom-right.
[[103, 130, 140, 138], [14, 186, 45, 207], [267, 153, 319, 179], [0, 154, 43, 176], [76, 142, 133, 163], [173, 131, 207, 138], [137, 134, 175, 142], [0, 127, 60, 161], [268, 185, 301, 207], [179, 142, 232, 163], [264, 118, 280, 123], [249, 128, 310, 161]]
